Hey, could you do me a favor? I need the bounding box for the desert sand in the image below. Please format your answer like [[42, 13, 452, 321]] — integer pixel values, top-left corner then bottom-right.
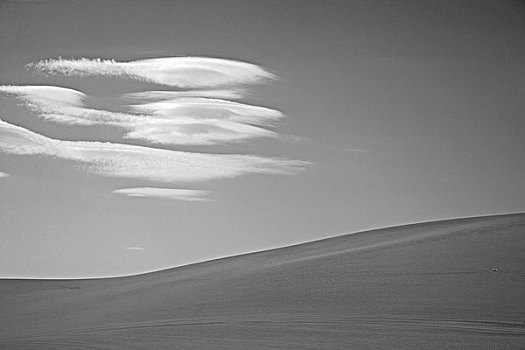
[[1, 213, 524, 349]]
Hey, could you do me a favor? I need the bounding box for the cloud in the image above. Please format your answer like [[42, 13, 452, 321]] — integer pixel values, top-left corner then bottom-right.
[[0, 171, 9, 178], [113, 187, 210, 201], [0, 85, 282, 145], [125, 246, 145, 251], [1, 58, 307, 193], [0, 85, 95, 125], [29, 57, 276, 88], [0, 85, 85, 107], [123, 89, 245, 101], [0, 120, 306, 183], [130, 97, 282, 125], [126, 97, 283, 145], [123, 118, 277, 145]]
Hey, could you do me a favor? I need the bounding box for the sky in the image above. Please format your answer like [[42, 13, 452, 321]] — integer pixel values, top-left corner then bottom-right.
[[0, 0, 523, 278]]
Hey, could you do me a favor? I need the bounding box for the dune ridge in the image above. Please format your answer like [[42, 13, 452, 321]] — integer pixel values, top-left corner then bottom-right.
[[1, 213, 524, 349]]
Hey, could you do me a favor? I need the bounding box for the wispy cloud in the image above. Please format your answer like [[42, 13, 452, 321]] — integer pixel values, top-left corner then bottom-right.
[[29, 57, 276, 88], [130, 97, 282, 125], [125, 246, 145, 251], [124, 89, 245, 101], [113, 187, 210, 201], [0, 85, 84, 107], [123, 118, 277, 146], [0, 120, 306, 183], [127, 97, 282, 145], [0, 171, 9, 178], [0, 85, 94, 125], [1, 56, 307, 197], [0, 85, 282, 145]]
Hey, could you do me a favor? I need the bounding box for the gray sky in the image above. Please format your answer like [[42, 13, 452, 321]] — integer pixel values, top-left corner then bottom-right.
[[0, 0, 523, 278]]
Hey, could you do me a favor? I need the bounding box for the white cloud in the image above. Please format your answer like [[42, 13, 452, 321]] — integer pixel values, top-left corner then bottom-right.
[[0, 57, 307, 201], [124, 89, 244, 101], [131, 97, 282, 125], [0, 85, 85, 107], [0, 120, 306, 183], [125, 246, 145, 251], [0, 85, 96, 125], [113, 187, 210, 201], [29, 57, 276, 88], [0, 85, 282, 145], [123, 118, 277, 145], [0, 171, 9, 178], [126, 97, 283, 145]]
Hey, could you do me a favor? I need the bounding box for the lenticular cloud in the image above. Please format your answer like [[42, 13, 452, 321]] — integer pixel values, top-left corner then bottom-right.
[[0, 85, 96, 125], [123, 89, 244, 101], [30, 57, 276, 88], [0, 85, 281, 145], [113, 188, 210, 201], [0, 120, 306, 183], [131, 98, 282, 125], [0, 56, 307, 197]]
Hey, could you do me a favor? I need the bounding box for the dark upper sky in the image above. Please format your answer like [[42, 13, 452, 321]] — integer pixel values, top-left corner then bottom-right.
[[0, 0, 524, 278]]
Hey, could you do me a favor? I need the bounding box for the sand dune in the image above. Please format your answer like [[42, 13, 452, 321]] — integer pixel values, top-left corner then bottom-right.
[[1, 214, 524, 349]]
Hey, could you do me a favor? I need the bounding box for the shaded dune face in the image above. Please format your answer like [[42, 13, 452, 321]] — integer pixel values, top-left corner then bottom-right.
[[1, 214, 524, 349]]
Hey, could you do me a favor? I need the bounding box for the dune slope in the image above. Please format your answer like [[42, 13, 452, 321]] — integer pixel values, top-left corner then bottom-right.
[[1, 213, 524, 349]]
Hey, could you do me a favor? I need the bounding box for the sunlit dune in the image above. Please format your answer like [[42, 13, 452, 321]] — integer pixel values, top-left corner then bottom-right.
[[1, 213, 524, 349]]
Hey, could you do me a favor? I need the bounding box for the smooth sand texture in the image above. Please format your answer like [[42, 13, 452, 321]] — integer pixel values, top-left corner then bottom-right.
[[1, 214, 524, 349]]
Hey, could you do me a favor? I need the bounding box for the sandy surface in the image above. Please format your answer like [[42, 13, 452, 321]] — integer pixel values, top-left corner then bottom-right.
[[1, 213, 524, 349]]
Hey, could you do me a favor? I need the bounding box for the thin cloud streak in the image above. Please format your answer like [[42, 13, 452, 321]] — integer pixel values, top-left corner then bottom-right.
[[0, 171, 9, 178], [0, 85, 84, 107], [114, 187, 210, 201], [29, 57, 276, 88], [125, 246, 145, 251], [1, 85, 281, 145], [131, 98, 282, 125], [123, 118, 277, 145], [0, 85, 93, 125], [124, 89, 245, 101], [0, 119, 307, 183]]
